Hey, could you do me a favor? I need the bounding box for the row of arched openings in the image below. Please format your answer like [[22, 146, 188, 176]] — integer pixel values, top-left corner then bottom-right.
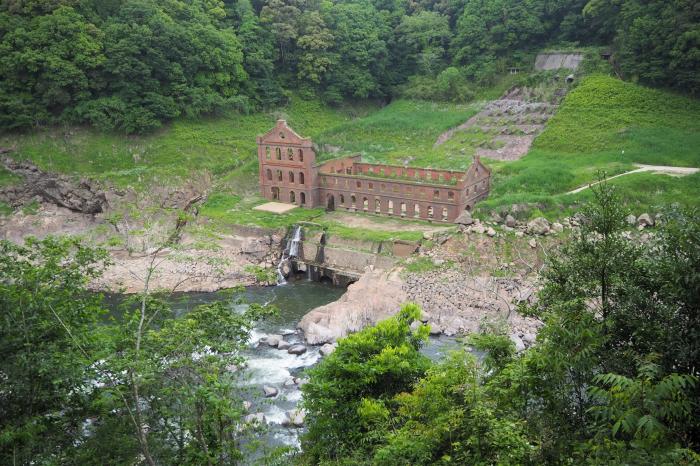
[[328, 194, 448, 220], [266, 169, 305, 185], [275, 188, 306, 205], [265, 146, 304, 162]]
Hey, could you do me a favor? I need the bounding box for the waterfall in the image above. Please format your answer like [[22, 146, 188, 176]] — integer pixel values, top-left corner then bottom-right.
[[276, 225, 303, 285]]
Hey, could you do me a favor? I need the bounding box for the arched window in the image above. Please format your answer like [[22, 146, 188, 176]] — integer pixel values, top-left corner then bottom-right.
[[442, 207, 448, 221], [400, 202, 407, 217], [265, 146, 271, 159], [277, 170, 283, 182], [433, 190, 440, 199], [298, 149, 304, 162], [299, 172, 305, 184], [428, 206, 434, 219], [363, 198, 368, 211], [375, 198, 381, 212], [351, 195, 356, 208], [289, 171, 295, 183], [266, 169, 272, 181], [290, 191, 296, 203], [300, 192, 306, 204], [340, 194, 345, 205], [448, 191, 454, 200], [388, 200, 394, 214], [414, 204, 420, 218], [287, 148, 294, 160], [275, 147, 281, 160]]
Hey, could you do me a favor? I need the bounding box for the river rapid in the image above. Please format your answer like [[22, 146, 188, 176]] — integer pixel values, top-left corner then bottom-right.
[[108, 276, 462, 456]]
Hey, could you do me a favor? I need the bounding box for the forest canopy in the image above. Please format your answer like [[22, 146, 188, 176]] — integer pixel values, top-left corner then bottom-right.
[[0, 0, 698, 133]]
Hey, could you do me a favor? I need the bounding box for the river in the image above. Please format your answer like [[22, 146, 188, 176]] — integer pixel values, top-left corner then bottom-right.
[[108, 276, 462, 456]]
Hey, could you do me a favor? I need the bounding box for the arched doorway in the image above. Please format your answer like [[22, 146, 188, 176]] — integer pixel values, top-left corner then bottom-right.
[[300, 192, 306, 205], [326, 194, 335, 211], [290, 191, 296, 203], [271, 187, 280, 200]]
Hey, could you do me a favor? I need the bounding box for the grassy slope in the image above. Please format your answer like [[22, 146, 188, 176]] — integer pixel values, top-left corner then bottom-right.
[[0, 98, 376, 190], [479, 75, 700, 217]]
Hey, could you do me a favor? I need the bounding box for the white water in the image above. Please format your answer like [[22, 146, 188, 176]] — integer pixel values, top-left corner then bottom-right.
[[276, 226, 303, 285]]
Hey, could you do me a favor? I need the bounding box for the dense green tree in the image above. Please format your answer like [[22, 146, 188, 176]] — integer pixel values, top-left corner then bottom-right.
[[300, 303, 431, 462], [321, 1, 391, 101], [0, 237, 110, 464], [0, 6, 104, 129]]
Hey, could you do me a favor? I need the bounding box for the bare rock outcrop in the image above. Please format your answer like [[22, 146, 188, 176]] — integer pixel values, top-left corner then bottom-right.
[[1, 157, 107, 214], [298, 269, 407, 344]]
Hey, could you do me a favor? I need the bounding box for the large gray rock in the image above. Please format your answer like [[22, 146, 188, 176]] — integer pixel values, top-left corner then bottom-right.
[[509, 334, 526, 352], [282, 409, 306, 427], [526, 217, 550, 235], [505, 215, 517, 228], [319, 343, 336, 356], [277, 340, 291, 350], [299, 270, 407, 344], [0, 157, 107, 214], [454, 210, 474, 225], [638, 213, 654, 227], [262, 386, 278, 398], [265, 334, 283, 347], [626, 214, 637, 225], [551, 222, 564, 233], [287, 344, 307, 355], [486, 227, 496, 237]]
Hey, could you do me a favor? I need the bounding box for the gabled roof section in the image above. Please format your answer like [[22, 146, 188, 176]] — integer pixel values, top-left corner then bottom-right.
[[258, 120, 311, 146], [465, 155, 491, 179]]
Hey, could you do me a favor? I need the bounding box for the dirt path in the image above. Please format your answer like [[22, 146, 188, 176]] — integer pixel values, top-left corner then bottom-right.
[[567, 164, 700, 194], [324, 211, 453, 234]]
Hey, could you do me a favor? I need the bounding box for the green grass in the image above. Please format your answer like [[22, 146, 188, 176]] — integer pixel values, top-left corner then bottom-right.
[[0, 166, 20, 187], [0, 97, 377, 190], [315, 99, 483, 170], [199, 192, 426, 242], [478, 75, 700, 217]]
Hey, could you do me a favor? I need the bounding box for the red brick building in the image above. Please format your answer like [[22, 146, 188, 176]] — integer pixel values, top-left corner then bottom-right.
[[257, 120, 491, 223]]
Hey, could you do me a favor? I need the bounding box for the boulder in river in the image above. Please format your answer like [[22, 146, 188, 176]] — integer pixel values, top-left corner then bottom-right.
[[263, 385, 278, 398], [282, 409, 306, 427], [265, 334, 283, 347], [288, 344, 307, 355], [298, 270, 407, 344], [319, 343, 336, 356], [277, 340, 291, 350]]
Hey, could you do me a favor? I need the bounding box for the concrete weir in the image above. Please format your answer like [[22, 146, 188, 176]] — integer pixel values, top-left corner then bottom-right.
[[278, 223, 419, 286]]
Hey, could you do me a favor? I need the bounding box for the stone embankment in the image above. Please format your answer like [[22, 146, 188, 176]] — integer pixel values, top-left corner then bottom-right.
[[403, 271, 540, 338]]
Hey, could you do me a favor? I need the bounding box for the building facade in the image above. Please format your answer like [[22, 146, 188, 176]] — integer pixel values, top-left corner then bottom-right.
[[257, 120, 491, 223]]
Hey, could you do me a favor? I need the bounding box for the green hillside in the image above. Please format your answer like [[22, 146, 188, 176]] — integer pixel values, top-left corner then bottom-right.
[[2, 74, 698, 228], [479, 75, 700, 217]]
